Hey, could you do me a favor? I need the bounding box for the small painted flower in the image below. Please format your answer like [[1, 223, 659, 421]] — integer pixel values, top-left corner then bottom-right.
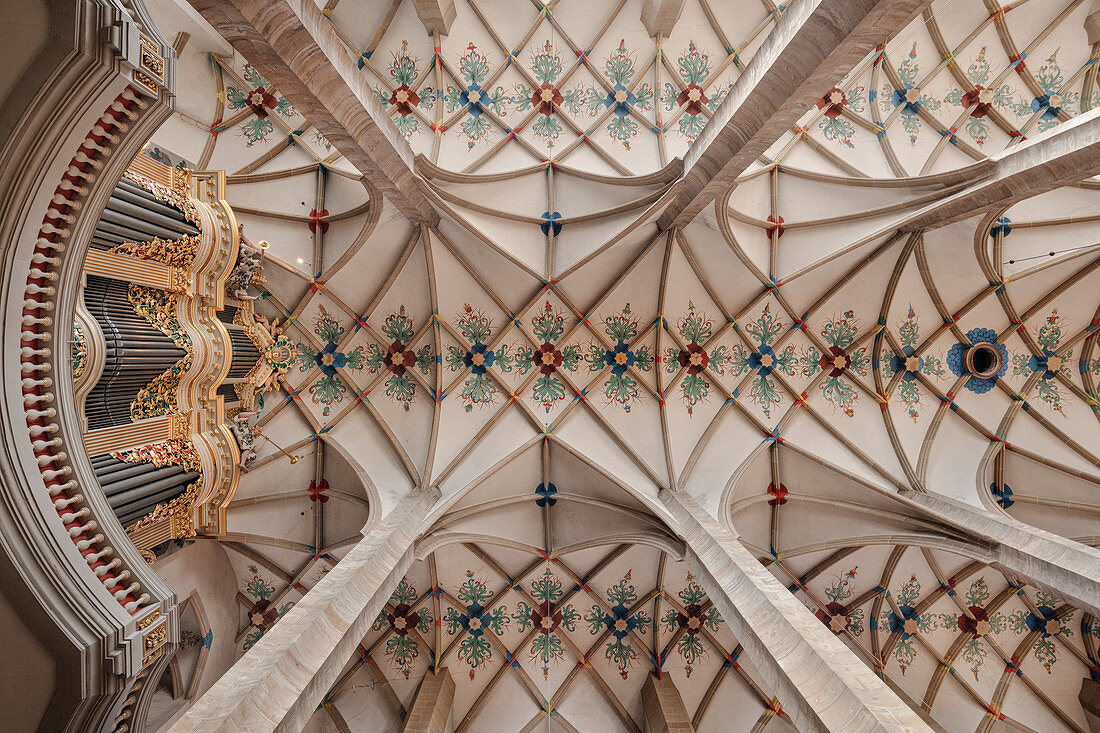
[[463, 342, 495, 374], [532, 82, 563, 114], [535, 342, 564, 375], [677, 342, 709, 374], [389, 84, 420, 116], [677, 83, 708, 115], [817, 87, 848, 118]]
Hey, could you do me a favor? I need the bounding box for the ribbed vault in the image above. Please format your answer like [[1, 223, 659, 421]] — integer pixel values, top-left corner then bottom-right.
[[124, 0, 1100, 730]]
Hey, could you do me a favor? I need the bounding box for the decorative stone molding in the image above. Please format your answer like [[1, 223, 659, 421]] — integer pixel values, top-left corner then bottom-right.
[[0, 2, 181, 728]]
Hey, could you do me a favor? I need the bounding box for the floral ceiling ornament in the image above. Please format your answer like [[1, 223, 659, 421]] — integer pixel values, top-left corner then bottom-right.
[[1008, 590, 1073, 673], [242, 564, 293, 650], [225, 65, 296, 146], [664, 302, 731, 415], [375, 41, 433, 138], [585, 304, 652, 412], [1011, 309, 1070, 414], [881, 574, 938, 674], [815, 78, 866, 148], [584, 572, 652, 679], [1022, 50, 1077, 132], [799, 311, 871, 416], [937, 577, 1007, 680], [814, 567, 864, 637], [944, 48, 1019, 146], [512, 568, 580, 678], [947, 327, 1008, 394], [884, 307, 945, 420], [599, 39, 653, 148], [363, 307, 432, 410], [371, 578, 433, 679], [296, 306, 366, 415], [446, 304, 514, 410], [520, 41, 567, 143], [727, 304, 797, 418], [661, 42, 727, 142], [444, 574, 510, 674], [511, 301, 581, 412], [660, 575, 723, 677], [880, 42, 942, 144]]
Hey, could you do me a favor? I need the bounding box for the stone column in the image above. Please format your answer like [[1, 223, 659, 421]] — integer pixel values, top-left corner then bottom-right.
[[641, 672, 694, 733], [169, 489, 439, 732], [903, 491, 1100, 616], [660, 490, 932, 733], [401, 668, 455, 733]]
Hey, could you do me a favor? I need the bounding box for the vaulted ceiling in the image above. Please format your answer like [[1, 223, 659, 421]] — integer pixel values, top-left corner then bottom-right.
[[142, 0, 1100, 730]]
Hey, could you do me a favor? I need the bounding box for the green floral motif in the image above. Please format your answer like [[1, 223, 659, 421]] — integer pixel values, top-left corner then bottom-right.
[[585, 304, 653, 412], [880, 575, 938, 674], [660, 42, 715, 142], [936, 577, 1008, 680], [725, 305, 798, 418], [511, 301, 582, 412], [225, 64, 296, 146], [663, 303, 732, 415], [659, 575, 722, 677], [374, 41, 435, 139], [595, 40, 654, 148], [362, 307, 432, 410], [584, 572, 652, 678], [371, 578, 433, 679], [816, 82, 866, 148], [944, 47, 1021, 146], [445, 304, 514, 410], [527, 41, 566, 143], [1014, 50, 1078, 133], [799, 311, 870, 417], [815, 566, 864, 637], [1011, 309, 1071, 415], [1006, 590, 1072, 673], [241, 564, 293, 650], [512, 569, 580, 678], [878, 43, 942, 144], [882, 306, 945, 421], [296, 306, 366, 416], [443, 43, 515, 149], [443, 574, 510, 671]]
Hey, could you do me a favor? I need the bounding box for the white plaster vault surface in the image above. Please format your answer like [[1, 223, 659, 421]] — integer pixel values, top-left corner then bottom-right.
[[143, 0, 1100, 729]]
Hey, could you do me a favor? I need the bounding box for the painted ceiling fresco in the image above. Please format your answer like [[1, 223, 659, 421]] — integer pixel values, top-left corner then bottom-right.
[[141, 0, 1100, 729]]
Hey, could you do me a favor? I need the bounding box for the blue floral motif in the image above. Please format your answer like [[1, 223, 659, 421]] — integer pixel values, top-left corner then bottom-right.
[[889, 345, 923, 381], [459, 603, 494, 638], [747, 344, 779, 376], [1028, 348, 1062, 380], [315, 342, 348, 377], [887, 605, 921, 639], [459, 83, 486, 116], [604, 341, 636, 376], [540, 211, 562, 236], [946, 327, 1007, 393], [463, 342, 495, 375], [535, 482, 557, 507], [604, 83, 637, 117], [1030, 93, 1062, 121], [891, 85, 922, 116], [1025, 605, 1061, 638], [990, 482, 1014, 509], [603, 604, 638, 640]]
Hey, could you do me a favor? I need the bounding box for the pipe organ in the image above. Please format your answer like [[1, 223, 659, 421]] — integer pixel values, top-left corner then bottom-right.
[[75, 153, 283, 558]]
